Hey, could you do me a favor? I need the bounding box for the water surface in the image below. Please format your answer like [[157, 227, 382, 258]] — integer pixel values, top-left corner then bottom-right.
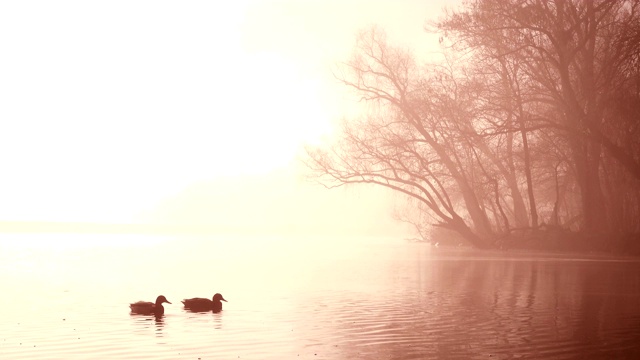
[[1, 234, 639, 359]]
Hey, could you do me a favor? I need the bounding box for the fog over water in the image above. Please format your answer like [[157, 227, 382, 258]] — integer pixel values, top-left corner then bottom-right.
[[2, 1, 640, 359], [2, 235, 639, 359]]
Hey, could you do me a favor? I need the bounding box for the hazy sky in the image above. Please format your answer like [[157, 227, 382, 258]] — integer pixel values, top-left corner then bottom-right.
[[0, 0, 458, 226]]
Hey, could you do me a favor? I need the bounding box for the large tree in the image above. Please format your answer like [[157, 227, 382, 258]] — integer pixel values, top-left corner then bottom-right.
[[306, 29, 500, 248], [307, 0, 640, 248], [438, 0, 640, 233]]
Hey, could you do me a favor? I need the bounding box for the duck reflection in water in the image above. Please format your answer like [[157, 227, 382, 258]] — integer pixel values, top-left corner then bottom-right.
[[154, 316, 165, 337], [182, 293, 227, 313], [130, 295, 172, 317]]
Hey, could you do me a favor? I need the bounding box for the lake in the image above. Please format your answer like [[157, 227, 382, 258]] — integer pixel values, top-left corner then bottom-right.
[[1, 233, 639, 359]]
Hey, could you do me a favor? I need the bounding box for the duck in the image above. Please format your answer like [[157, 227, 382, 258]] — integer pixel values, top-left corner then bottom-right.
[[130, 295, 171, 316], [182, 293, 227, 312]]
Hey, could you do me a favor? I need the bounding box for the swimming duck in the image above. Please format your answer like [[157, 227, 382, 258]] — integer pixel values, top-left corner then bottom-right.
[[182, 293, 227, 312], [130, 295, 171, 316]]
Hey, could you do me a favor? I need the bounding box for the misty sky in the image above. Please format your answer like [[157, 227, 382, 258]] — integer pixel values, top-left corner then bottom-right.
[[0, 0, 459, 230]]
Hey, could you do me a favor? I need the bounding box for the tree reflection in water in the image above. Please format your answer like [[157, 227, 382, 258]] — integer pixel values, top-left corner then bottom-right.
[[317, 251, 640, 359]]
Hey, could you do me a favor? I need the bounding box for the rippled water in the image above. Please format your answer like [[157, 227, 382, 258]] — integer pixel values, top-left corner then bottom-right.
[[1, 233, 639, 359]]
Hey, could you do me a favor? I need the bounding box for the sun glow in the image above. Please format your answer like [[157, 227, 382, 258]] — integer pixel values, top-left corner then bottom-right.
[[0, 1, 332, 224], [0, 0, 453, 227]]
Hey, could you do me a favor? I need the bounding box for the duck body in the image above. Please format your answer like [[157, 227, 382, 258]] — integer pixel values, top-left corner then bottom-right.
[[130, 295, 171, 316], [182, 293, 227, 312]]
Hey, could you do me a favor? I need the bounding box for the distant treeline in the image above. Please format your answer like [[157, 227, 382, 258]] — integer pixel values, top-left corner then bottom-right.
[[307, 0, 640, 253]]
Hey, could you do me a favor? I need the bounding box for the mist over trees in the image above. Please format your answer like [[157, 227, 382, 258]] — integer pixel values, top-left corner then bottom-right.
[[306, 0, 640, 251]]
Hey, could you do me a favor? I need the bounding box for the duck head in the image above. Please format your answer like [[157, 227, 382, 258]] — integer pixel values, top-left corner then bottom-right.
[[155, 295, 172, 305], [212, 293, 227, 302]]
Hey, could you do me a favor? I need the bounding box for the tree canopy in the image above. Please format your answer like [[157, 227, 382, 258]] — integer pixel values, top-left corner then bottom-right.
[[306, 0, 640, 251]]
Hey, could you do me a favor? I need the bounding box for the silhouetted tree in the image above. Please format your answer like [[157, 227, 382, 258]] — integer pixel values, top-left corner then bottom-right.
[[438, 0, 640, 234], [307, 0, 640, 249], [306, 29, 494, 248]]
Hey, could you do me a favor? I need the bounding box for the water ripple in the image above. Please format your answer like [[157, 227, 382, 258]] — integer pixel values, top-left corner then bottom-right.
[[2, 236, 640, 359]]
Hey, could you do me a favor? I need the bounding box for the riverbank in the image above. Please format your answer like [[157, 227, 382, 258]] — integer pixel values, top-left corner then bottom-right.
[[496, 229, 640, 257]]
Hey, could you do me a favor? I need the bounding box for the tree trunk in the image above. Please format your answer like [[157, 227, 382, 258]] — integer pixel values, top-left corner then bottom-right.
[[446, 215, 494, 249]]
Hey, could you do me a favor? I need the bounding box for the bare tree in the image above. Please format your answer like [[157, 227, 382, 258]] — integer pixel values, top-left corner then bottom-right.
[[306, 1, 640, 249], [437, 0, 640, 234], [306, 28, 495, 248]]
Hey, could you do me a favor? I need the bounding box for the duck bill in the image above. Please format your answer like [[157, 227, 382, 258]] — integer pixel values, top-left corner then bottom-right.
[[221, 297, 227, 302]]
